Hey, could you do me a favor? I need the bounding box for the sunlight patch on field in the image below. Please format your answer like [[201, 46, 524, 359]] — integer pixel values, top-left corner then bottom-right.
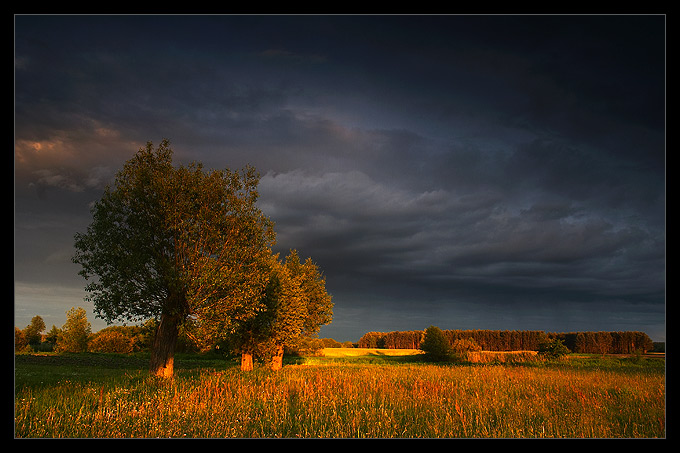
[[321, 348, 424, 357], [466, 350, 537, 364]]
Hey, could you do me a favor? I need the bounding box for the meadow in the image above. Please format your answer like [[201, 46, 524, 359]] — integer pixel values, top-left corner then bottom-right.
[[14, 349, 665, 438]]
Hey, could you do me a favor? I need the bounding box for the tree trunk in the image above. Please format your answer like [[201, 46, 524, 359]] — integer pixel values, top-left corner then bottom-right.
[[270, 344, 284, 371], [149, 312, 180, 378], [241, 352, 254, 371]]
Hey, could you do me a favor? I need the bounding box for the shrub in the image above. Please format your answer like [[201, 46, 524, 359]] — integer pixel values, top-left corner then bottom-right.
[[285, 337, 325, 356], [420, 326, 454, 362], [538, 338, 570, 360], [451, 337, 482, 362], [321, 338, 343, 348], [89, 330, 135, 353]]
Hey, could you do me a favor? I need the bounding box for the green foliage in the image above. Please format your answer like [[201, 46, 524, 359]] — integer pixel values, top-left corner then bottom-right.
[[451, 337, 482, 362], [292, 251, 334, 337], [73, 139, 275, 332], [451, 337, 481, 353], [538, 338, 570, 360], [419, 326, 454, 362], [357, 332, 387, 348], [288, 337, 325, 356], [261, 252, 309, 358], [321, 338, 343, 348], [89, 330, 135, 353], [72, 140, 277, 375], [175, 162, 276, 346], [88, 325, 151, 354], [73, 140, 178, 324], [56, 307, 92, 353], [16, 320, 59, 353], [45, 325, 61, 344], [24, 316, 46, 346], [226, 249, 333, 368], [15, 327, 28, 352]]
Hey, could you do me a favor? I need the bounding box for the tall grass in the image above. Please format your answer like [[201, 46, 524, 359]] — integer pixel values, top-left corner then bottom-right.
[[15, 357, 665, 438]]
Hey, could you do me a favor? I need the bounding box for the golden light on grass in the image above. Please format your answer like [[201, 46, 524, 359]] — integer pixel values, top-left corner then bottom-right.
[[321, 348, 423, 357], [15, 351, 665, 438]]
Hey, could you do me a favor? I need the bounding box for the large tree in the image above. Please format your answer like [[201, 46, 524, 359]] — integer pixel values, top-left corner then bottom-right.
[[73, 140, 275, 377]]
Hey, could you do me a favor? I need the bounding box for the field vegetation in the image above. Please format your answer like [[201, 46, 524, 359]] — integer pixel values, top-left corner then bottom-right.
[[15, 348, 665, 438]]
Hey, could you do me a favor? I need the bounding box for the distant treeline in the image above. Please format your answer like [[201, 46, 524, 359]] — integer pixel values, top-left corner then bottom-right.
[[551, 331, 654, 354], [357, 329, 654, 354]]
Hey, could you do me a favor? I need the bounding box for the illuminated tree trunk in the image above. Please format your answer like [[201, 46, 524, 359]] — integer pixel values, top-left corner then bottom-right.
[[241, 352, 254, 371], [270, 344, 284, 371], [149, 311, 179, 378]]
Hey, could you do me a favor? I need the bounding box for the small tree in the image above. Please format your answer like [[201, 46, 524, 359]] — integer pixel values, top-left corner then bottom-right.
[[228, 250, 333, 371], [56, 307, 91, 353], [260, 258, 305, 370], [268, 250, 333, 370], [45, 325, 61, 344], [225, 256, 281, 371], [15, 328, 28, 352], [24, 315, 46, 347], [420, 325, 453, 362], [538, 338, 570, 360]]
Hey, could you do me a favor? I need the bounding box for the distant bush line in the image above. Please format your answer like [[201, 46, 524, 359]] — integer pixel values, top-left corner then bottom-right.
[[357, 329, 655, 355]]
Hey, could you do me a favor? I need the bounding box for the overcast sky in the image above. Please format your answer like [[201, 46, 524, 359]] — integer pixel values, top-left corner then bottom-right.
[[14, 15, 665, 342]]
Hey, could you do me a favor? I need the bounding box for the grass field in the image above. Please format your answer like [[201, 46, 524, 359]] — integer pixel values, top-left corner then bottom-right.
[[14, 349, 665, 438]]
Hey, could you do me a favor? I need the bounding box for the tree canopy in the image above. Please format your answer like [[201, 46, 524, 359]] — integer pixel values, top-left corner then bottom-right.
[[228, 249, 333, 371], [56, 307, 91, 353], [419, 326, 454, 362], [73, 140, 278, 376], [23, 315, 46, 346]]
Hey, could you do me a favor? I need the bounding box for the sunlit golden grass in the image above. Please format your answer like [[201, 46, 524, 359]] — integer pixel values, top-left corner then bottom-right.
[[321, 347, 423, 357], [317, 347, 536, 364], [15, 353, 665, 438], [466, 350, 538, 363]]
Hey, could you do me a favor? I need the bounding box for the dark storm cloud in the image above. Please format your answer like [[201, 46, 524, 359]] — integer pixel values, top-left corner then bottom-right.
[[14, 15, 665, 340], [258, 166, 662, 295]]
